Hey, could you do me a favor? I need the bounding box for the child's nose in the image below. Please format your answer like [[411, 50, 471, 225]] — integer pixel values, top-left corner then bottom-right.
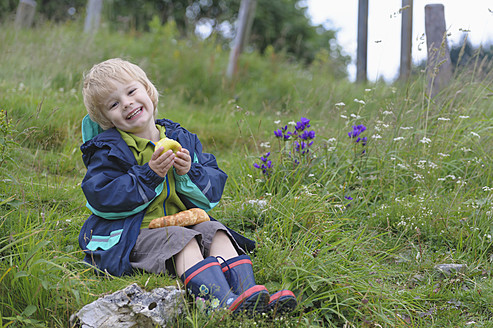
[[122, 96, 133, 108]]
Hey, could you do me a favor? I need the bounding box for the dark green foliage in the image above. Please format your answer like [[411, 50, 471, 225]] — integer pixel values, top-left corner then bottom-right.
[[449, 37, 493, 68]]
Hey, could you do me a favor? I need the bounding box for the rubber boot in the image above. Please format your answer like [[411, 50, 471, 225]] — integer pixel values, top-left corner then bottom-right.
[[221, 254, 297, 314], [181, 256, 269, 314]]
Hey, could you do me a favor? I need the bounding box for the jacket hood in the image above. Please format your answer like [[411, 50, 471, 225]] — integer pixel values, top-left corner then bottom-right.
[[81, 115, 104, 143]]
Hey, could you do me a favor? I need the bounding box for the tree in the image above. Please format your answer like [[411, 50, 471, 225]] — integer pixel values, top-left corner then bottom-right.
[[105, 0, 348, 66]]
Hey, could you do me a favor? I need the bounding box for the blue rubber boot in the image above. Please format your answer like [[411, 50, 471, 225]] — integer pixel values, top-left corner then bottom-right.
[[221, 255, 297, 314], [181, 256, 269, 314]]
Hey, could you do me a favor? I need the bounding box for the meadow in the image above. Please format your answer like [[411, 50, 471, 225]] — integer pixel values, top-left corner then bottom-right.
[[1, 20, 493, 327]]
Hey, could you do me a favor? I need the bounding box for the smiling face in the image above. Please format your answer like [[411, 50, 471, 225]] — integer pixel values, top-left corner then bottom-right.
[[102, 79, 157, 139], [82, 58, 159, 133]]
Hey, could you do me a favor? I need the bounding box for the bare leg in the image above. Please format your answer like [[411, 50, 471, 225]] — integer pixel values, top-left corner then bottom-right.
[[175, 238, 203, 277], [209, 230, 238, 262]]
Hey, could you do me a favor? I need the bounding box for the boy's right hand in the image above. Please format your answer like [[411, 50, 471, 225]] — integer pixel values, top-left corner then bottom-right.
[[149, 147, 175, 178]]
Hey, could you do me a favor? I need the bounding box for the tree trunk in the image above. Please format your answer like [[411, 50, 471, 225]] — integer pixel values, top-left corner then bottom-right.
[[226, 0, 257, 79], [356, 0, 368, 83], [399, 0, 413, 81], [425, 4, 452, 97], [15, 0, 36, 29], [84, 0, 103, 34]]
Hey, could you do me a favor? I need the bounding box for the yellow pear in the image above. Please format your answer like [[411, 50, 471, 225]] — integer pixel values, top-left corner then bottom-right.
[[155, 137, 182, 155]]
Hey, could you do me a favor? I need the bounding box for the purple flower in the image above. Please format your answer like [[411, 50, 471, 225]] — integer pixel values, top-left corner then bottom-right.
[[348, 125, 367, 138], [260, 152, 271, 162], [345, 196, 353, 200], [295, 117, 311, 132], [300, 130, 316, 140], [254, 153, 273, 175], [274, 126, 291, 140]]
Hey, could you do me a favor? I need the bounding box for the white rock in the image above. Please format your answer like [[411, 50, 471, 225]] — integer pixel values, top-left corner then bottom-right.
[[70, 283, 185, 328]]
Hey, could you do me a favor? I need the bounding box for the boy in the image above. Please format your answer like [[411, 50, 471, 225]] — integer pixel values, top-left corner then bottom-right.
[[78, 58, 296, 315]]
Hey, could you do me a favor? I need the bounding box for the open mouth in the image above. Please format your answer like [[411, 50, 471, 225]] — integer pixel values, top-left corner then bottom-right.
[[126, 107, 142, 120]]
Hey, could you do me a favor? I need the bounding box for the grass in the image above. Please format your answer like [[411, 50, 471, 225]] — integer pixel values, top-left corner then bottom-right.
[[1, 19, 493, 327]]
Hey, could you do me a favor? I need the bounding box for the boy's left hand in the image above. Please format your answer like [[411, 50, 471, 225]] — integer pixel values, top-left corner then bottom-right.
[[174, 148, 191, 175]]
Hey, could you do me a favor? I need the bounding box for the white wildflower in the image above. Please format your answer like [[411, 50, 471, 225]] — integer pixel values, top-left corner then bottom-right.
[[335, 102, 345, 107], [470, 131, 480, 138], [400, 126, 413, 130], [483, 186, 492, 192], [382, 110, 393, 115], [394, 137, 405, 141], [372, 134, 382, 139], [437, 117, 450, 121], [365, 89, 372, 92], [438, 153, 450, 157], [419, 137, 431, 144], [243, 199, 268, 210], [340, 115, 348, 119], [327, 138, 337, 143], [288, 121, 296, 126], [459, 115, 470, 119], [274, 120, 281, 124], [354, 98, 366, 105], [260, 142, 271, 148]]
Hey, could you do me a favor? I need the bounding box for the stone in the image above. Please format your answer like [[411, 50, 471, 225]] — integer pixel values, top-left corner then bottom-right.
[[434, 264, 467, 276], [70, 283, 185, 328]]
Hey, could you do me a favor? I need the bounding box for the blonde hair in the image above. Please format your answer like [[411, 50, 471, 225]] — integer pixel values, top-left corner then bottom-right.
[[82, 58, 159, 130]]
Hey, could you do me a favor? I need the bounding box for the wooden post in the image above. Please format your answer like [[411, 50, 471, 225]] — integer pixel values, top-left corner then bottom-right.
[[14, 0, 36, 29], [399, 0, 413, 81], [226, 0, 257, 79], [356, 0, 368, 83], [84, 0, 103, 34], [425, 4, 452, 97]]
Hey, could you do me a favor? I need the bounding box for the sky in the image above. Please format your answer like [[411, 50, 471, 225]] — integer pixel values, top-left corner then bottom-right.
[[306, 0, 493, 82]]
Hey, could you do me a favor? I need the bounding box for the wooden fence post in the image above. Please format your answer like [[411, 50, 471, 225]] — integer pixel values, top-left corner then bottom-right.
[[425, 4, 452, 97], [356, 0, 368, 83], [14, 0, 36, 29], [84, 0, 103, 34], [226, 0, 257, 79], [399, 0, 413, 81]]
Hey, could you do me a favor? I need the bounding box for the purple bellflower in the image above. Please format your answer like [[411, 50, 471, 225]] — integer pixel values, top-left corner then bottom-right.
[[253, 152, 273, 175]]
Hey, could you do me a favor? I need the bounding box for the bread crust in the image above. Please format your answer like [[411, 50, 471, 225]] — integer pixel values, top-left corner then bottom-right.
[[148, 208, 210, 228]]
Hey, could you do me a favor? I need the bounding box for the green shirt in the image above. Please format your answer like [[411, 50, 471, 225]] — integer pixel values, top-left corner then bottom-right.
[[118, 125, 187, 229]]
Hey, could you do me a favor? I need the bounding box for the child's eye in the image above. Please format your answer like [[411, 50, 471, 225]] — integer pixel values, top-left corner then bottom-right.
[[128, 88, 136, 95], [109, 102, 118, 109]]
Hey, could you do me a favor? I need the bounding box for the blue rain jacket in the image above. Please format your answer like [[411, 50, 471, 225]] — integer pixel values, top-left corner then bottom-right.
[[78, 116, 255, 276]]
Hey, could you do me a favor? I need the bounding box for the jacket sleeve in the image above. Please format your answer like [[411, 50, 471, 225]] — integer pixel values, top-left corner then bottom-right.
[[174, 132, 227, 211], [81, 145, 165, 219]]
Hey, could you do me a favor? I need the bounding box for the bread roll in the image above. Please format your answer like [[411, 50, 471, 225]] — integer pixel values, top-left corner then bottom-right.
[[148, 208, 210, 228]]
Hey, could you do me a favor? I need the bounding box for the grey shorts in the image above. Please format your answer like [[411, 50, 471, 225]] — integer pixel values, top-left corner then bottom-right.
[[129, 221, 244, 276]]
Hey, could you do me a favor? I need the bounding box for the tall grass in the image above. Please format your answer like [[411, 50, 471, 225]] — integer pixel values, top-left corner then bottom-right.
[[1, 20, 493, 327]]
